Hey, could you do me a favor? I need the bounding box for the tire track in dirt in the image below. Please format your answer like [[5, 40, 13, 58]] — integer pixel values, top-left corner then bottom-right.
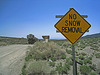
[[0, 45, 32, 75]]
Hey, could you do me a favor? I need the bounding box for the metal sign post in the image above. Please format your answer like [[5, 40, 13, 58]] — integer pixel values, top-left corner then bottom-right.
[[54, 8, 91, 75], [72, 44, 76, 75]]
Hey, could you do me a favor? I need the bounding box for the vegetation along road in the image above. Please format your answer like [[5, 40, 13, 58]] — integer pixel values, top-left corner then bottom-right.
[[0, 45, 32, 75]]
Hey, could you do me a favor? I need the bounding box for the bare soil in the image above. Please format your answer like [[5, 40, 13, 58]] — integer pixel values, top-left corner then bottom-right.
[[0, 45, 32, 75]]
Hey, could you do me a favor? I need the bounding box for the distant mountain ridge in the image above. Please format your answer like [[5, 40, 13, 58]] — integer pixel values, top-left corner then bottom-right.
[[84, 33, 100, 38]]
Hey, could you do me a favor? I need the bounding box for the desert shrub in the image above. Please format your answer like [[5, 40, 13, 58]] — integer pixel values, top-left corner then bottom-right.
[[75, 57, 78, 61], [0, 37, 28, 45], [80, 65, 91, 75], [79, 43, 86, 49], [61, 41, 71, 48], [76, 52, 79, 56], [66, 57, 72, 65], [69, 56, 73, 59], [79, 55, 85, 60], [61, 53, 66, 59], [26, 41, 66, 61], [95, 53, 100, 58], [56, 62, 70, 74], [90, 44, 99, 51], [84, 59, 92, 65], [66, 49, 72, 54], [50, 70, 57, 75], [56, 41, 64, 46], [66, 58, 70, 63], [88, 60, 92, 64], [23, 60, 51, 75], [49, 62, 55, 67], [81, 52, 87, 56], [69, 60, 73, 65], [25, 55, 33, 61], [63, 44, 68, 48], [56, 63, 63, 74], [80, 47, 83, 50], [64, 63, 70, 70], [89, 64, 96, 71], [50, 57, 56, 61], [89, 72, 97, 75], [22, 64, 27, 75], [88, 56, 92, 60], [0, 42, 7, 46], [69, 46, 72, 48], [79, 60, 84, 65]]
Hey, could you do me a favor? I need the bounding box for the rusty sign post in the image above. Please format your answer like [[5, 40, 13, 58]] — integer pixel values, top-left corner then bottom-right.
[[54, 8, 91, 75]]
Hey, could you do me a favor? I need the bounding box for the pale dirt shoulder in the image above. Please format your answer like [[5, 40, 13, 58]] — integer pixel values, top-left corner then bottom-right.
[[0, 44, 33, 75]]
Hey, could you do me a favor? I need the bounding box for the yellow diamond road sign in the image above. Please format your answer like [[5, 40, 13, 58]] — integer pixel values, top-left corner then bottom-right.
[[54, 8, 91, 44]]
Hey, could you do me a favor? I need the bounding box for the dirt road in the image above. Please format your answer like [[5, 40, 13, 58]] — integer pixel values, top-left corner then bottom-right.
[[0, 45, 32, 75]]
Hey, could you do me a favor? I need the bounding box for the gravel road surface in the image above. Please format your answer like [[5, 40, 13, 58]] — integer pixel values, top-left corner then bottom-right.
[[0, 45, 32, 75]]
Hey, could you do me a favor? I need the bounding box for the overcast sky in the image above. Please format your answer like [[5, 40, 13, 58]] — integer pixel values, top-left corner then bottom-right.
[[0, 0, 100, 39]]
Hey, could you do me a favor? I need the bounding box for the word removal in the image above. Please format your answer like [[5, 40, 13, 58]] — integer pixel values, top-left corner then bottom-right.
[[62, 14, 83, 33]]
